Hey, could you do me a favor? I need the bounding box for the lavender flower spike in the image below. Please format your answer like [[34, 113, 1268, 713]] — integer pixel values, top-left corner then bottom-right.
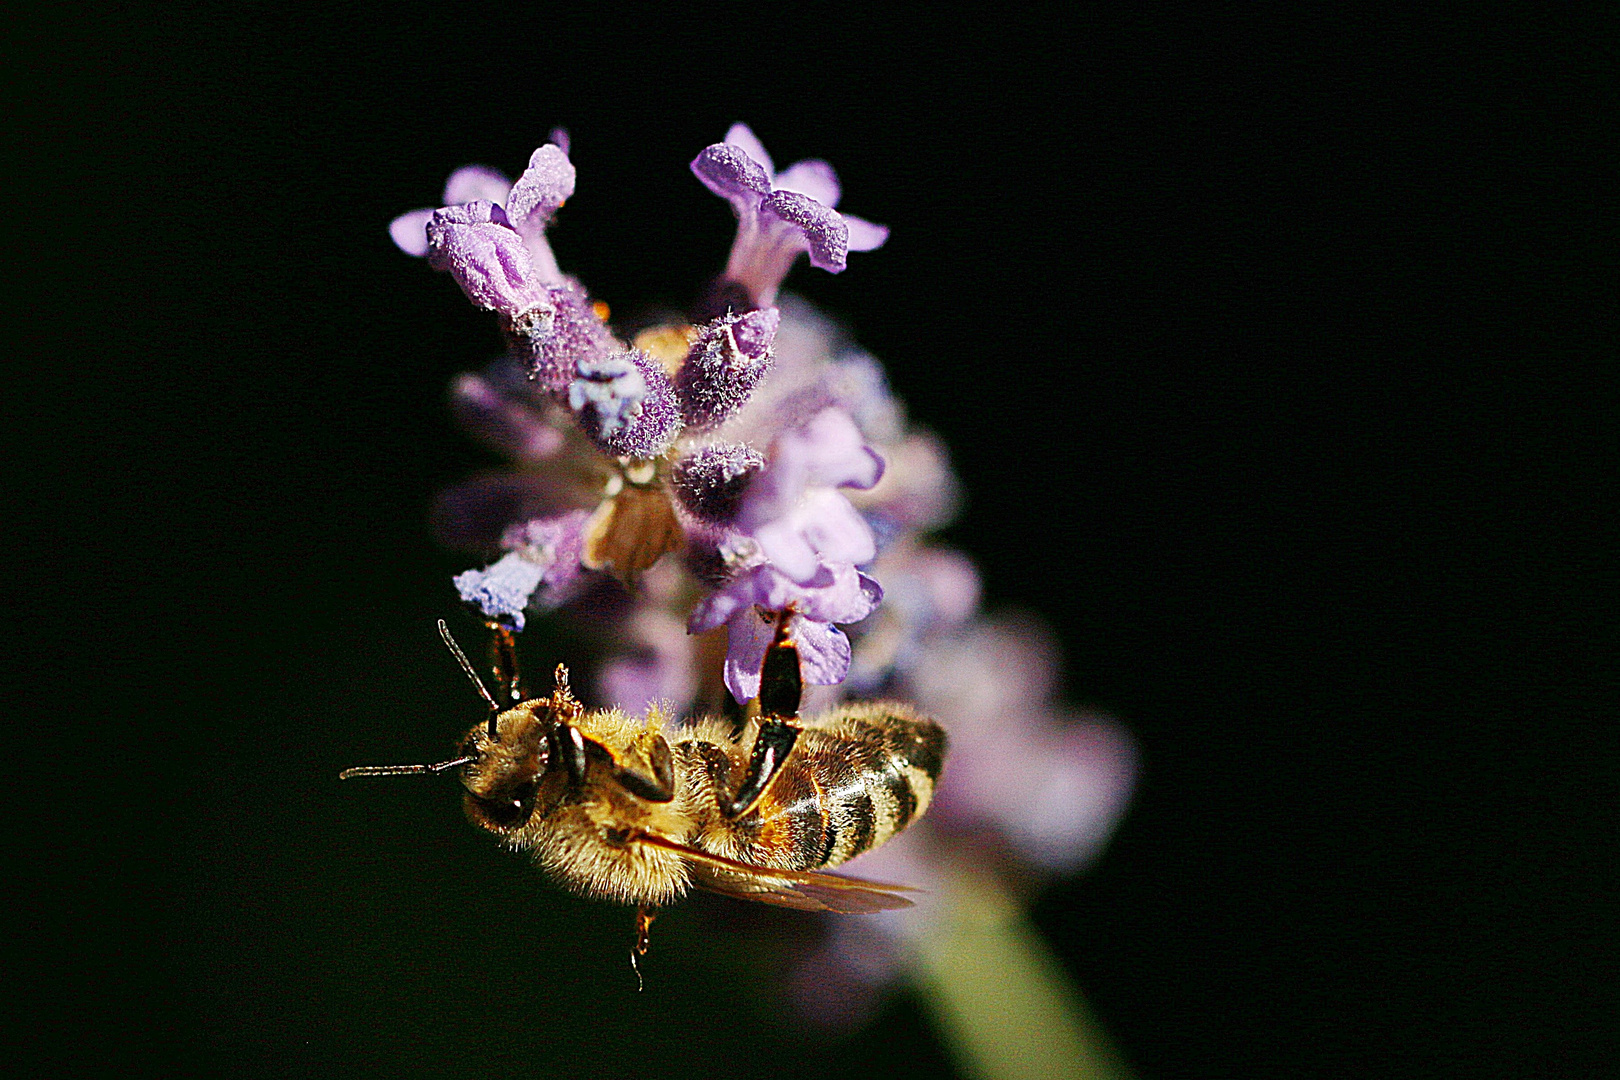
[[688, 559, 882, 704], [674, 307, 779, 429], [425, 201, 555, 338], [691, 124, 889, 306], [568, 350, 682, 459]]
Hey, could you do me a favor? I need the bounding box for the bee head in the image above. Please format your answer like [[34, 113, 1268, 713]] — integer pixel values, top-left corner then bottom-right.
[[458, 666, 581, 833]]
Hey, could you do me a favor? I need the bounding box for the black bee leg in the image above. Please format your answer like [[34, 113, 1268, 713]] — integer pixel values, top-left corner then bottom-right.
[[723, 718, 800, 818], [548, 723, 589, 789], [629, 904, 657, 992], [486, 623, 526, 707], [757, 628, 803, 721], [610, 735, 676, 803], [721, 631, 805, 818]]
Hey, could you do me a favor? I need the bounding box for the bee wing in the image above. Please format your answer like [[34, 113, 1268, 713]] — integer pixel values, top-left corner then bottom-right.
[[635, 832, 916, 913]]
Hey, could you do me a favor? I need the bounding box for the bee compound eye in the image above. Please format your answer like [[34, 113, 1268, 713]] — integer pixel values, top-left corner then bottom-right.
[[466, 778, 539, 830]]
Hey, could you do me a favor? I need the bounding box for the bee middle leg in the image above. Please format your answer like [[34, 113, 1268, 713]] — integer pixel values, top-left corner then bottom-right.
[[551, 723, 677, 803]]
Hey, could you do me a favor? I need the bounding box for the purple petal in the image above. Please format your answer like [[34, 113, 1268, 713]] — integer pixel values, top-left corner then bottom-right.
[[453, 551, 545, 631], [788, 617, 853, 687], [692, 559, 881, 702], [691, 142, 772, 206], [718, 603, 776, 703], [424, 201, 554, 324], [690, 561, 879, 634], [842, 214, 890, 252], [442, 165, 512, 207], [773, 159, 840, 207], [741, 408, 885, 527], [731, 306, 779, 358], [548, 127, 571, 155], [749, 515, 820, 583], [505, 144, 576, 240], [760, 191, 849, 273], [753, 488, 876, 578], [388, 208, 435, 257], [720, 609, 856, 704], [723, 123, 774, 178]]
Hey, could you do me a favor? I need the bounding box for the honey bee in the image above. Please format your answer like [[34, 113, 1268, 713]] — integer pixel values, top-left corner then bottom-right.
[[342, 618, 946, 966]]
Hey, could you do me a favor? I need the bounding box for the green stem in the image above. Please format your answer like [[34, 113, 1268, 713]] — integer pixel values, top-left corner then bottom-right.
[[906, 873, 1133, 1080]]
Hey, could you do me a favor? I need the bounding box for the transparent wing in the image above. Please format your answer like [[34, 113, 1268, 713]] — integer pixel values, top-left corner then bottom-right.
[[634, 831, 916, 913]]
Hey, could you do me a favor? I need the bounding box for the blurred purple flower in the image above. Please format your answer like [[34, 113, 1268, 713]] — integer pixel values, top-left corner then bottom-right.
[[692, 124, 888, 306], [449, 370, 565, 462], [737, 408, 884, 583], [596, 608, 697, 717]]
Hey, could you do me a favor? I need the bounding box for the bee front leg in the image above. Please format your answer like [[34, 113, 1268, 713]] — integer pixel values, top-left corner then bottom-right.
[[485, 623, 526, 707]]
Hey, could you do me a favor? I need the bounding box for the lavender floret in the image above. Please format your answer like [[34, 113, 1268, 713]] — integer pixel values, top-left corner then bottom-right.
[[736, 408, 885, 582], [425, 201, 555, 335], [453, 551, 545, 631], [687, 559, 882, 703], [692, 124, 889, 306]]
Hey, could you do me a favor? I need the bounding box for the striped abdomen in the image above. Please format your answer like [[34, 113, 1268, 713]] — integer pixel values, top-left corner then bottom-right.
[[693, 702, 947, 872]]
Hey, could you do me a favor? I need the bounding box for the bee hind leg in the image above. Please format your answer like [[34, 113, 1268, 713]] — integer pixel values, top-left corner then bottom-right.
[[722, 718, 800, 818], [721, 632, 804, 819]]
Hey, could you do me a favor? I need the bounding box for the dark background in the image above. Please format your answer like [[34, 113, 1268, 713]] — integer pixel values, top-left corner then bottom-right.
[[29, 8, 1611, 1079]]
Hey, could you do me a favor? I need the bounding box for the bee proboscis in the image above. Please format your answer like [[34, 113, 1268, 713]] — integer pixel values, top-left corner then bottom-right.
[[342, 618, 947, 972]]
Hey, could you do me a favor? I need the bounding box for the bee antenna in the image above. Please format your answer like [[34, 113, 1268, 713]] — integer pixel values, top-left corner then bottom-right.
[[339, 755, 475, 780], [438, 619, 500, 714]]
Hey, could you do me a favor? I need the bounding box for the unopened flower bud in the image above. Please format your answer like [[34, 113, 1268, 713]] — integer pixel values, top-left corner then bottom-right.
[[675, 308, 779, 429], [568, 350, 682, 459], [671, 443, 765, 523]]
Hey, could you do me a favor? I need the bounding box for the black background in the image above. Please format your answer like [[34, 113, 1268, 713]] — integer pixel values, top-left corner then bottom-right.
[[25, 8, 1611, 1079]]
